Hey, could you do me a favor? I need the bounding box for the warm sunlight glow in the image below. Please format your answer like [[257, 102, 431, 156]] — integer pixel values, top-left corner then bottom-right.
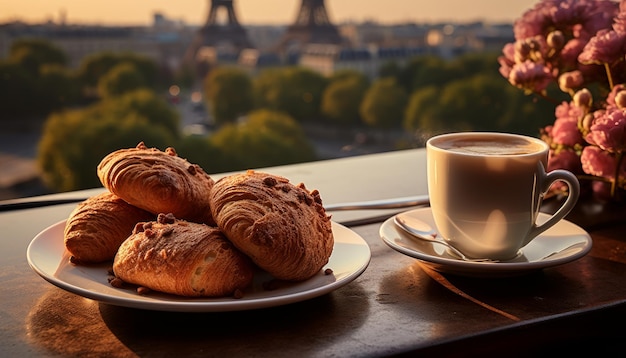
[[0, 0, 539, 26]]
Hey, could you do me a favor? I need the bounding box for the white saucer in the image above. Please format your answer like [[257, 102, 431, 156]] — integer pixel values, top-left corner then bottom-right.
[[379, 207, 592, 277], [27, 220, 371, 312]]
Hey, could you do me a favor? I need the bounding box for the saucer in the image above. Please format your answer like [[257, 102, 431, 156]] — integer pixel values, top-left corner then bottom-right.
[[379, 207, 592, 277]]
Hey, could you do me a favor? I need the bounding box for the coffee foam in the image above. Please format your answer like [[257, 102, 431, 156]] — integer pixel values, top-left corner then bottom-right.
[[436, 137, 543, 155]]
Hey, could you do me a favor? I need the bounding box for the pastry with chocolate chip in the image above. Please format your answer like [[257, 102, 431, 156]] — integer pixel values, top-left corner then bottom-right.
[[112, 213, 254, 297], [97, 142, 215, 225], [208, 170, 334, 281]]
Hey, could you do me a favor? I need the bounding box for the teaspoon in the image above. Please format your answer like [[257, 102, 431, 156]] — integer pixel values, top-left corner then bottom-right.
[[393, 215, 496, 263]]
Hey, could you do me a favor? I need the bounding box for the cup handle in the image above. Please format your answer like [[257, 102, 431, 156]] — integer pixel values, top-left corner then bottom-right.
[[526, 166, 580, 243]]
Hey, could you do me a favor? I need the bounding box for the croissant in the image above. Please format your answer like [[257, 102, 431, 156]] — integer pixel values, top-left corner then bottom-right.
[[97, 142, 214, 225], [209, 170, 334, 281], [64, 191, 154, 263], [113, 213, 254, 297]]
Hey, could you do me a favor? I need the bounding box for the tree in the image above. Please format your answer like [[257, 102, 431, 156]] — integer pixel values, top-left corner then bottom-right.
[[174, 135, 231, 174], [359, 77, 408, 129], [78, 52, 160, 96], [210, 109, 316, 169], [403, 73, 556, 136], [8, 38, 67, 76], [2, 39, 82, 117], [0, 61, 37, 118], [97, 62, 147, 98], [404, 85, 443, 134], [253, 67, 328, 121], [38, 64, 81, 112], [38, 90, 180, 192], [98, 89, 181, 136], [204, 66, 253, 125], [321, 70, 369, 125], [38, 108, 175, 192]]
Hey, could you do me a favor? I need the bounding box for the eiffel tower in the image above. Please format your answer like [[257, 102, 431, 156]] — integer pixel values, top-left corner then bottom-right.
[[184, 0, 252, 74], [277, 0, 343, 51]]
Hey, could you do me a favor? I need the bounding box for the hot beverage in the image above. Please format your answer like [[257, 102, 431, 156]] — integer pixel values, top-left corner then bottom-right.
[[427, 132, 580, 260]]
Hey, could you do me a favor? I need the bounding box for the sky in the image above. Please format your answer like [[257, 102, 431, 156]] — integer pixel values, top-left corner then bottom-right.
[[0, 0, 540, 26]]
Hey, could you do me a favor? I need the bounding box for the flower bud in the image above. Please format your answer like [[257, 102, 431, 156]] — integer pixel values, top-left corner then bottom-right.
[[547, 30, 565, 50], [514, 40, 531, 62], [580, 113, 594, 136], [573, 88, 593, 111], [558, 71, 584, 93], [615, 90, 626, 109]]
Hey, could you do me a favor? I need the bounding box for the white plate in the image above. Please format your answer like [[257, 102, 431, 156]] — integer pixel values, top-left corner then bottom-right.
[[27, 221, 370, 312], [380, 207, 592, 277]]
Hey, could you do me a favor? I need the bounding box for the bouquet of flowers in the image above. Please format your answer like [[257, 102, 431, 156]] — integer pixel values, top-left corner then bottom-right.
[[498, 0, 626, 203]]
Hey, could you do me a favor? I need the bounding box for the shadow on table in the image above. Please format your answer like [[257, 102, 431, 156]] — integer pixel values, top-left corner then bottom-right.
[[377, 259, 625, 357], [26, 282, 370, 357]]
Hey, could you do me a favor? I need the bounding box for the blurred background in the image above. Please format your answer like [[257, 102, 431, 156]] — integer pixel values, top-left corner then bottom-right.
[[0, 0, 549, 200]]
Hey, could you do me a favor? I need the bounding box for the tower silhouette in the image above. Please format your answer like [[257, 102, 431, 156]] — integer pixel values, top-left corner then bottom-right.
[[199, 0, 252, 49], [277, 0, 343, 51], [184, 0, 252, 73]]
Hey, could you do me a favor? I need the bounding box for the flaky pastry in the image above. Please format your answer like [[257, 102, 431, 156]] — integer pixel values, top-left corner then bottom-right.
[[64, 191, 154, 263], [209, 170, 334, 281], [113, 213, 254, 297], [97, 142, 214, 224]]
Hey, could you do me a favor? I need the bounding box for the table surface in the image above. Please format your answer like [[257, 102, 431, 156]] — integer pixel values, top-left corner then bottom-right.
[[2, 148, 625, 357]]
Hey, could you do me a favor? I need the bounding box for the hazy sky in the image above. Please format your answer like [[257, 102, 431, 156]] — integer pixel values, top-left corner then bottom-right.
[[0, 0, 540, 26]]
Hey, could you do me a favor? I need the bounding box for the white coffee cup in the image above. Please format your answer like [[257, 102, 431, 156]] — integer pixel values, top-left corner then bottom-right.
[[427, 132, 580, 260]]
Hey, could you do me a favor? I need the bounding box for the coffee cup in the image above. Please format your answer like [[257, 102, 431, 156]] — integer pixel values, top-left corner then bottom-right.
[[426, 132, 580, 260]]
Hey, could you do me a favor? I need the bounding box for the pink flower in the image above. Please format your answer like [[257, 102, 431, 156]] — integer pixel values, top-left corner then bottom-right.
[[514, 0, 618, 44], [503, 1, 626, 201], [612, 0, 626, 32], [498, 43, 516, 79], [551, 101, 585, 146], [578, 29, 626, 65], [508, 60, 554, 93], [585, 107, 626, 152], [548, 147, 583, 173], [511, 0, 619, 74], [581, 145, 626, 178], [560, 37, 589, 70]]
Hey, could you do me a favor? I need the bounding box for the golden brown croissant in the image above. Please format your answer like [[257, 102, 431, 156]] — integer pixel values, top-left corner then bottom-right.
[[209, 170, 334, 281], [97, 142, 215, 225], [64, 191, 154, 263], [113, 213, 254, 297]]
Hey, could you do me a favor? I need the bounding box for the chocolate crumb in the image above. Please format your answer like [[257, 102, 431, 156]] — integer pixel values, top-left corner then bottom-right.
[[133, 222, 146, 234], [69, 256, 81, 265], [109, 277, 124, 288], [157, 213, 176, 224], [137, 286, 151, 295], [263, 176, 278, 187], [233, 289, 244, 299], [165, 147, 177, 156], [324, 268, 334, 275]]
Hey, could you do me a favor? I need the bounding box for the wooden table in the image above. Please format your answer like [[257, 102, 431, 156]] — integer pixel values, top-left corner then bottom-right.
[[1, 149, 625, 357]]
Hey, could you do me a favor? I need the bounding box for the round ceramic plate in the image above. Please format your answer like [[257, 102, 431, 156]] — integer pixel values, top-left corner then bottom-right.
[[380, 207, 592, 277], [27, 221, 370, 312]]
